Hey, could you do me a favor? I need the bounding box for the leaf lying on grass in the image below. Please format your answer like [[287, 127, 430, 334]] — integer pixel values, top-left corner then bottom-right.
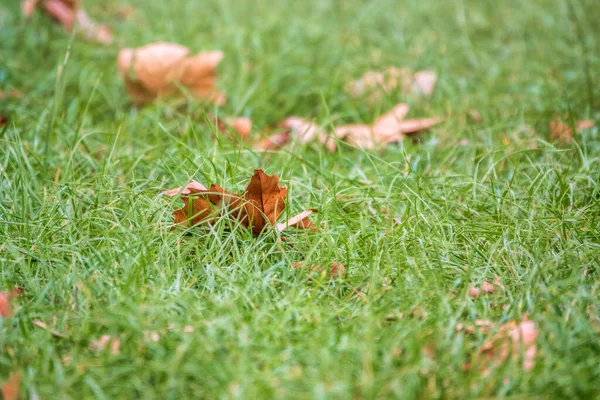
[[163, 169, 315, 236], [345, 67, 437, 101], [476, 318, 537, 374], [468, 277, 502, 298], [274, 103, 443, 151], [1, 373, 20, 400], [549, 118, 595, 143], [0, 289, 20, 318], [22, 0, 113, 44], [90, 335, 121, 355], [117, 42, 225, 105], [255, 130, 291, 151]]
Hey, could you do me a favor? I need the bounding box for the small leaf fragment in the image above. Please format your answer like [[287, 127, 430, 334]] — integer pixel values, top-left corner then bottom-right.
[[1, 373, 20, 400]]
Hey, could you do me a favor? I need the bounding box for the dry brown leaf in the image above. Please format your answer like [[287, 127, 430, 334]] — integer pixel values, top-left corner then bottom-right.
[[117, 42, 225, 105], [243, 169, 288, 235], [456, 319, 493, 335], [333, 103, 443, 150], [334, 124, 376, 149], [106, 4, 136, 20], [23, 0, 113, 44], [346, 67, 437, 98], [412, 70, 437, 96], [468, 278, 502, 298], [90, 335, 120, 355], [163, 169, 314, 236], [0, 116, 6, 128], [1, 373, 20, 400], [0, 290, 20, 318], [280, 117, 336, 152], [0, 293, 10, 317], [478, 318, 537, 373], [224, 117, 252, 139], [255, 131, 291, 151], [206, 115, 252, 141], [162, 181, 208, 197], [549, 119, 595, 143]]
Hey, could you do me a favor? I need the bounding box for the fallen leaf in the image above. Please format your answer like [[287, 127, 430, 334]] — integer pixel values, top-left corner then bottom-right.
[[242, 169, 288, 235], [333, 103, 443, 150], [412, 70, 437, 96], [456, 319, 493, 334], [90, 335, 120, 355], [1, 373, 20, 400], [549, 119, 595, 143], [90, 334, 111, 350], [0, 116, 6, 128], [23, 0, 113, 44], [346, 67, 437, 99], [144, 331, 160, 342], [468, 278, 501, 298], [468, 109, 482, 124], [280, 103, 441, 152], [207, 115, 252, 141], [224, 117, 252, 139], [162, 181, 208, 197], [255, 131, 290, 151], [334, 124, 377, 149], [33, 319, 67, 338], [22, 0, 38, 17], [280, 117, 336, 152], [276, 209, 316, 232], [0, 290, 20, 318], [163, 170, 314, 236], [478, 318, 537, 373], [106, 3, 135, 20], [117, 42, 225, 105]]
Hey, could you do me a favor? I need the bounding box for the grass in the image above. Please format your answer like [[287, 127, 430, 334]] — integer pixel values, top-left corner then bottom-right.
[[1, 0, 600, 398]]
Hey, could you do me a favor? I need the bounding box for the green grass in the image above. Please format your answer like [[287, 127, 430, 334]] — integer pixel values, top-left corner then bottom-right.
[[1, 0, 600, 398]]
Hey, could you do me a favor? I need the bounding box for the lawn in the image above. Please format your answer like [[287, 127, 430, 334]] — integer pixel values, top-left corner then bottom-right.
[[1, 0, 600, 398]]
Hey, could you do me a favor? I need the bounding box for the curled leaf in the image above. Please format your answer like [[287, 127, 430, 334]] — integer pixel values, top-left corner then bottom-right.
[[117, 42, 225, 105]]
